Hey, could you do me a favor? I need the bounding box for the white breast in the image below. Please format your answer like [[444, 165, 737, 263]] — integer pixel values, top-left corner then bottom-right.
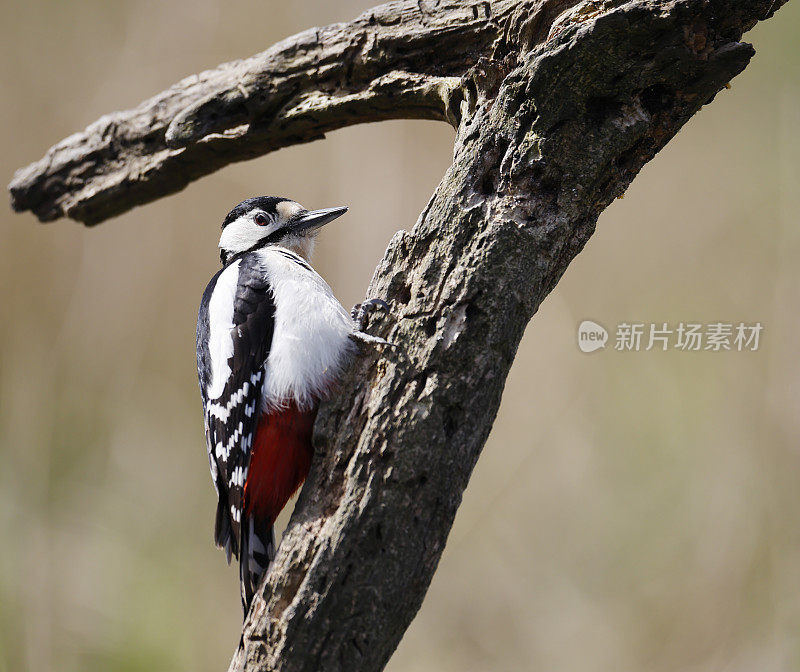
[[258, 247, 355, 410]]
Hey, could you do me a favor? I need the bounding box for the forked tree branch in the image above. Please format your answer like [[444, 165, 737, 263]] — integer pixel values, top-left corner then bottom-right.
[[9, 1, 788, 671]]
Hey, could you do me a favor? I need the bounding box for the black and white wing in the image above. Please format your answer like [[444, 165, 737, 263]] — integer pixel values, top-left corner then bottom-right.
[[196, 255, 275, 560]]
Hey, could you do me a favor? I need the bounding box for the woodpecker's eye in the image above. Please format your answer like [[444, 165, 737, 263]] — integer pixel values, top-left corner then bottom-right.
[[254, 212, 269, 226]]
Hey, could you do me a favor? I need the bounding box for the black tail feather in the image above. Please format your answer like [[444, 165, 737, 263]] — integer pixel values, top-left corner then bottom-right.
[[214, 498, 236, 563], [239, 515, 276, 615]]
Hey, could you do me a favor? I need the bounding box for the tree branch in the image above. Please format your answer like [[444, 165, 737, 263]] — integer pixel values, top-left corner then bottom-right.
[[9, 0, 532, 225], [9, 1, 788, 671]]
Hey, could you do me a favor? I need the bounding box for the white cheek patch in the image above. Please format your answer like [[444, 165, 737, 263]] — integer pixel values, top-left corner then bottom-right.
[[219, 214, 282, 255]]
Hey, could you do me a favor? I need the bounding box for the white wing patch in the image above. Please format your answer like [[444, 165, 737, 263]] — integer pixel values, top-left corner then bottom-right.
[[207, 259, 241, 400]]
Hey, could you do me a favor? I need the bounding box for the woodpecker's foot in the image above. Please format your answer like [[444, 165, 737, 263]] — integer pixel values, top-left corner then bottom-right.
[[351, 298, 390, 330], [351, 298, 400, 351], [350, 330, 396, 349]]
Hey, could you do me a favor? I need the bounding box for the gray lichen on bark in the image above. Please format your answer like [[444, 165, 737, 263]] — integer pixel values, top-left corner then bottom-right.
[[8, 1, 789, 671]]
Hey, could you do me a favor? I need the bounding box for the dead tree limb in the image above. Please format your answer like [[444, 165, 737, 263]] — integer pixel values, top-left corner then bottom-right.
[[9, 1, 789, 671]]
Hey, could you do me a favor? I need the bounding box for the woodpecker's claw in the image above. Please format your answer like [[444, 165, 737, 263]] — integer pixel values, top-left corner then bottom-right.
[[350, 298, 397, 350], [351, 298, 390, 329]]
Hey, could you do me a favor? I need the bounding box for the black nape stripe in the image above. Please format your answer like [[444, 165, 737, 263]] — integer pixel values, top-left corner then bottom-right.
[[227, 246, 313, 272], [276, 249, 313, 271]]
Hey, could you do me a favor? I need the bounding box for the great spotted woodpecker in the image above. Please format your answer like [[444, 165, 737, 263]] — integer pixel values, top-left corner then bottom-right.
[[196, 196, 364, 612]]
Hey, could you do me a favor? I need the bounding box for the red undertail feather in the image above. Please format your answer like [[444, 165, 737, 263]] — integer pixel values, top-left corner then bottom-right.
[[239, 402, 316, 612], [244, 402, 316, 525]]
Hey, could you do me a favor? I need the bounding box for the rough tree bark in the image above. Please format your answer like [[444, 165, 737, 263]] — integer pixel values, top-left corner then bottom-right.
[[9, 1, 789, 671]]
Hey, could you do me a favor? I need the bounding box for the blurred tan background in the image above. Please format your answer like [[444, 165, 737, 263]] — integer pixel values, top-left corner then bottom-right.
[[1, 1, 798, 671]]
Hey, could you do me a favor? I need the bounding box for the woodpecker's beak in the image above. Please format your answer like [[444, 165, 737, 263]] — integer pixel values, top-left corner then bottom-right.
[[291, 206, 348, 235]]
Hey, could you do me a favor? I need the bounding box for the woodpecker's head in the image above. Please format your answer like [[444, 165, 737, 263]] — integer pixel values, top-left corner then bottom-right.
[[219, 196, 348, 265]]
